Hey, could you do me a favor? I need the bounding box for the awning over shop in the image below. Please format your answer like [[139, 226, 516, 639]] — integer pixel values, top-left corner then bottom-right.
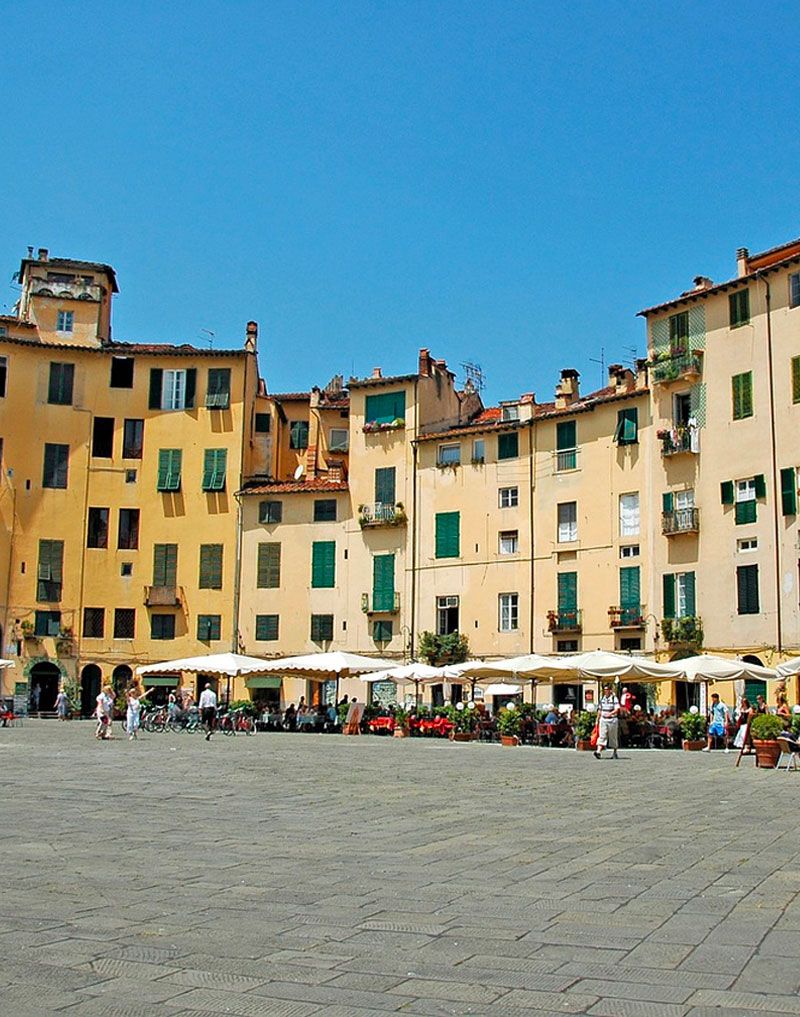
[[245, 676, 283, 689], [145, 675, 179, 687]]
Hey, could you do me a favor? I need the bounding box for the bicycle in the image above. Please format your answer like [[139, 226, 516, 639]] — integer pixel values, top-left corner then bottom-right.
[[217, 708, 255, 736]]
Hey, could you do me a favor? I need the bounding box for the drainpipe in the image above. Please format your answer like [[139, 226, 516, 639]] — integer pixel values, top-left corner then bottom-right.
[[2, 471, 17, 693], [528, 419, 535, 655], [232, 348, 251, 658], [410, 378, 419, 663], [756, 271, 782, 653]]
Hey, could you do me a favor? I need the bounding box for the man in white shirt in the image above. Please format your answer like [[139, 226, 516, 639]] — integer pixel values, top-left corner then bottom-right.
[[594, 683, 620, 760], [198, 683, 217, 741]]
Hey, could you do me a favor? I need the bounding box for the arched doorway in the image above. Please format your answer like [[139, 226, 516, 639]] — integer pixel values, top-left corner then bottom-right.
[[670, 649, 701, 713], [29, 661, 61, 713], [742, 655, 766, 705], [81, 664, 102, 717], [112, 665, 133, 717]]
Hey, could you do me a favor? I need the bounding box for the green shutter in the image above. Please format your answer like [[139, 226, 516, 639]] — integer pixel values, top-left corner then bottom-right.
[[735, 500, 757, 525], [184, 368, 197, 408], [255, 614, 279, 640], [662, 574, 675, 619], [37, 539, 64, 601], [753, 473, 766, 499], [365, 390, 405, 424], [721, 480, 734, 505], [662, 492, 674, 512], [202, 448, 227, 491], [374, 467, 396, 505], [737, 564, 759, 615], [153, 544, 177, 586], [149, 369, 163, 409], [781, 467, 797, 516], [557, 572, 577, 613], [498, 432, 519, 460], [793, 357, 800, 404], [256, 543, 281, 588], [199, 544, 223, 589], [614, 408, 638, 445], [620, 566, 640, 609], [311, 541, 336, 588], [435, 512, 460, 558], [372, 554, 395, 611], [732, 372, 753, 419], [157, 449, 182, 491], [556, 421, 575, 450], [683, 571, 696, 618]]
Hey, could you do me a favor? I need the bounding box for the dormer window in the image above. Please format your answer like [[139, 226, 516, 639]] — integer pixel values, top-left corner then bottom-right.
[[501, 405, 519, 421], [56, 310, 74, 334]]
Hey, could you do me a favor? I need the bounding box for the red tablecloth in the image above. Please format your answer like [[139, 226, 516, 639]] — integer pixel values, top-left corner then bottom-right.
[[368, 716, 395, 733]]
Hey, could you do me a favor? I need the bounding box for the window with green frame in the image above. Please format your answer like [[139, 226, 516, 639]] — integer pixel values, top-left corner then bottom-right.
[[435, 512, 460, 558], [311, 613, 333, 642], [781, 467, 797, 516], [375, 467, 396, 505], [157, 449, 182, 491], [198, 544, 223, 589], [202, 448, 227, 491], [255, 614, 279, 640], [373, 620, 393, 642], [314, 499, 337, 522], [614, 407, 638, 445], [365, 390, 405, 424], [792, 356, 800, 404], [289, 420, 309, 449], [731, 372, 753, 420], [205, 368, 231, 409], [497, 431, 519, 460], [37, 539, 64, 601], [197, 614, 221, 641], [152, 543, 178, 587], [311, 541, 336, 587], [556, 420, 576, 470], [257, 543, 281, 588], [372, 554, 395, 611], [663, 571, 696, 619], [669, 311, 689, 345], [729, 289, 750, 327], [737, 564, 759, 614]]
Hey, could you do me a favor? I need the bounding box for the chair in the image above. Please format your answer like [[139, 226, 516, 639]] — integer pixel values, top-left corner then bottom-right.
[[775, 736, 800, 773]]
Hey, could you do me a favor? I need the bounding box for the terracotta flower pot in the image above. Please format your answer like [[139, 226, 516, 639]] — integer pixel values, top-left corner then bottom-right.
[[752, 739, 781, 769], [575, 739, 594, 751], [393, 726, 409, 738], [500, 734, 519, 747], [682, 740, 705, 751], [450, 731, 473, 742]]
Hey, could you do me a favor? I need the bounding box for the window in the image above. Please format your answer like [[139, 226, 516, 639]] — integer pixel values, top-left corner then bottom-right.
[[42, 443, 69, 488], [254, 412, 271, 433], [118, 509, 140, 550], [87, 507, 109, 548], [149, 368, 196, 410], [314, 499, 337, 522], [437, 595, 459, 635], [729, 288, 750, 327], [669, 311, 689, 344], [83, 607, 105, 639], [202, 448, 227, 491], [199, 544, 223, 589], [157, 449, 182, 491], [732, 372, 753, 420], [619, 565, 641, 621], [110, 357, 134, 388], [206, 368, 231, 409], [289, 420, 309, 449], [557, 572, 578, 626], [372, 554, 396, 611], [375, 467, 396, 506], [0, 355, 7, 397], [35, 610, 61, 637], [258, 500, 283, 524], [499, 486, 518, 508], [620, 544, 640, 558], [311, 614, 333, 642], [257, 543, 281, 588], [558, 639, 578, 653], [92, 417, 114, 458], [781, 467, 797, 516], [365, 390, 405, 424], [663, 571, 696, 619], [197, 614, 221, 641], [498, 431, 519, 460], [329, 428, 348, 452], [125, 470, 137, 484], [114, 608, 136, 639], [737, 537, 758, 552], [435, 512, 460, 558], [790, 273, 800, 309], [556, 420, 577, 470], [619, 493, 640, 537], [499, 593, 519, 631], [151, 614, 176, 640], [123, 419, 144, 459], [792, 356, 800, 404], [501, 405, 520, 421], [558, 502, 577, 543], [472, 439, 485, 463], [735, 478, 758, 525], [311, 541, 336, 588], [255, 614, 279, 641], [614, 407, 638, 446], [48, 362, 74, 405], [737, 564, 759, 614], [56, 309, 74, 333], [438, 443, 461, 466], [121, 562, 133, 576], [152, 544, 178, 587], [620, 638, 641, 652], [499, 530, 519, 555], [37, 539, 64, 601], [373, 620, 393, 642]]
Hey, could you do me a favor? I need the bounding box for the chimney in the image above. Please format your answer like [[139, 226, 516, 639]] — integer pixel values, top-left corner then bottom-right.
[[608, 364, 634, 393], [736, 247, 750, 277], [418, 348, 432, 377], [555, 369, 580, 408], [245, 320, 258, 353], [635, 358, 649, 390], [38, 248, 48, 262], [26, 246, 33, 259], [372, 367, 382, 379], [693, 275, 714, 291]]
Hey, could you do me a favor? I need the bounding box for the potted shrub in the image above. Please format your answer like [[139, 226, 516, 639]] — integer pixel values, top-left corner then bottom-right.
[[750, 713, 785, 769], [447, 702, 478, 742], [496, 706, 521, 746], [393, 706, 410, 738], [574, 710, 596, 751], [680, 709, 707, 750]]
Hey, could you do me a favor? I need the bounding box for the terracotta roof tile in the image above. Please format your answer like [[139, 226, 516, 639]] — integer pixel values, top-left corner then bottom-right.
[[271, 392, 311, 401], [239, 478, 349, 495]]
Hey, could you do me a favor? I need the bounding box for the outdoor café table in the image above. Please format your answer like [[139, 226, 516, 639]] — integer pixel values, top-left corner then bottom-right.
[[267, 712, 284, 729], [535, 722, 559, 746], [419, 717, 453, 737], [297, 713, 318, 730], [368, 716, 395, 734]]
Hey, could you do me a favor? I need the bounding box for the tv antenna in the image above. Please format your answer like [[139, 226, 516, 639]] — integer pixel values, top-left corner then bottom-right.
[[623, 345, 639, 370], [589, 347, 605, 388], [200, 329, 215, 349], [460, 361, 485, 392]]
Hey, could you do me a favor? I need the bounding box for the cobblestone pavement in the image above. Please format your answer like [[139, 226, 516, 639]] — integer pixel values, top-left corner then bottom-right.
[[2, 721, 799, 1017]]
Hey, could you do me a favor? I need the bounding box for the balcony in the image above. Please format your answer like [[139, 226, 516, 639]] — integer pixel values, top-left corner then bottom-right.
[[661, 615, 703, 649], [33, 280, 102, 302], [608, 605, 646, 629], [658, 428, 696, 457], [363, 419, 405, 434], [650, 350, 703, 385], [361, 592, 400, 614], [358, 502, 407, 528], [144, 585, 182, 607], [662, 507, 700, 535], [547, 609, 582, 633]]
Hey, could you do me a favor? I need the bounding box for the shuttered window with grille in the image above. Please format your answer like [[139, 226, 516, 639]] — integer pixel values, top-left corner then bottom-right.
[[372, 554, 395, 611], [157, 449, 182, 491], [198, 544, 223, 589], [311, 542, 336, 588], [737, 564, 759, 615], [732, 372, 753, 420], [257, 543, 281, 588], [153, 544, 178, 586], [435, 512, 460, 558], [37, 539, 64, 601], [202, 449, 227, 491]]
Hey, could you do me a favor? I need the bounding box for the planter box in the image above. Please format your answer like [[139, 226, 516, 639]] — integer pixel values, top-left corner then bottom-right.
[[683, 740, 705, 751], [393, 726, 409, 738], [575, 739, 594, 751], [500, 734, 519, 747], [450, 731, 475, 742], [753, 739, 781, 769]]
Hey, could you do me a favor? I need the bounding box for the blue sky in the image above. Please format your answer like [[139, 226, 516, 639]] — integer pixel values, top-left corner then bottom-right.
[[3, 2, 798, 405]]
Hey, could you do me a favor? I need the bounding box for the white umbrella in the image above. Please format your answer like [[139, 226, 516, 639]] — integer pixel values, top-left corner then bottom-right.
[[555, 649, 684, 682], [255, 651, 396, 680], [496, 653, 571, 680], [0, 659, 14, 669], [448, 659, 520, 679], [481, 682, 522, 697], [358, 663, 456, 684], [776, 656, 800, 679], [673, 654, 776, 683], [136, 652, 278, 679]]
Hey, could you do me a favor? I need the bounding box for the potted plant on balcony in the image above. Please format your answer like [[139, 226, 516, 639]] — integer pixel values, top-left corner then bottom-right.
[[20, 620, 36, 640], [391, 502, 407, 526], [497, 704, 521, 746], [750, 713, 785, 769], [680, 708, 707, 750], [574, 710, 596, 751]]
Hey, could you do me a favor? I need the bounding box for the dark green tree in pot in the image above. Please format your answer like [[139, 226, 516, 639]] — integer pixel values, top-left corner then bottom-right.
[[496, 704, 521, 746], [750, 713, 784, 768], [679, 708, 707, 750]]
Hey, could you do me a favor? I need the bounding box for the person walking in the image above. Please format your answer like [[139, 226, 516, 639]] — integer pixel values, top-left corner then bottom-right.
[[703, 692, 732, 752], [95, 685, 114, 740], [198, 682, 217, 741], [594, 683, 620, 759], [55, 687, 70, 721], [126, 686, 154, 740]]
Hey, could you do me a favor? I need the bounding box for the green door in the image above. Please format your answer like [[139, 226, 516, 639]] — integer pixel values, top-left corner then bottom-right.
[[620, 566, 640, 625], [372, 554, 395, 612]]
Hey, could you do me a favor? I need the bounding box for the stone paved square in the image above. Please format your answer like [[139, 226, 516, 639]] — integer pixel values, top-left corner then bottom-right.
[[2, 721, 799, 1016]]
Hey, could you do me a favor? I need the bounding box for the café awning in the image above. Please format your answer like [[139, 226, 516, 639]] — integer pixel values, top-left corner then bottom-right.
[[245, 676, 283, 689]]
